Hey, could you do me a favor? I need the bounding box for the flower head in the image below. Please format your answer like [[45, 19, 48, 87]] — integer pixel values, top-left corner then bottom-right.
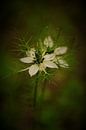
[[20, 36, 69, 76]]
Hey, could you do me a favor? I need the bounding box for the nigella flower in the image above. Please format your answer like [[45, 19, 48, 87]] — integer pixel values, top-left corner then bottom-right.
[[19, 36, 69, 76]]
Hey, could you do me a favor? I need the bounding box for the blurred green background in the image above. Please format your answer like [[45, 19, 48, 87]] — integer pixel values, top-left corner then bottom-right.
[[0, 0, 86, 130]]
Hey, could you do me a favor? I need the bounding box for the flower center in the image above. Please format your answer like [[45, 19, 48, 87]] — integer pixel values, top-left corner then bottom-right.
[[35, 50, 43, 64]]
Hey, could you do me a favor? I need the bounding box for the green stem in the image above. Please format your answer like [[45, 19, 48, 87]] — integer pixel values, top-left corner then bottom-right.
[[33, 73, 39, 108], [40, 79, 47, 104]]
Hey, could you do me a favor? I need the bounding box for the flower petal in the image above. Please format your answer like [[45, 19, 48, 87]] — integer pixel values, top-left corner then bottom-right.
[[43, 61, 58, 68], [57, 58, 69, 68], [29, 64, 39, 76], [44, 36, 53, 48], [44, 53, 55, 61], [47, 36, 53, 48], [44, 37, 48, 47], [26, 48, 36, 58], [54, 46, 68, 55], [20, 57, 34, 63]]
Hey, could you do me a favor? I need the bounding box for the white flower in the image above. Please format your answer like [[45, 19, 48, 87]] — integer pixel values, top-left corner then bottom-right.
[[20, 50, 58, 76], [44, 36, 53, 48], [19, 36, 69, 76]]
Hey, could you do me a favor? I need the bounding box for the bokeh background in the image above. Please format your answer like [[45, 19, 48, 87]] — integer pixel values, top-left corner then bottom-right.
[[0, 0, 86, 130]]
